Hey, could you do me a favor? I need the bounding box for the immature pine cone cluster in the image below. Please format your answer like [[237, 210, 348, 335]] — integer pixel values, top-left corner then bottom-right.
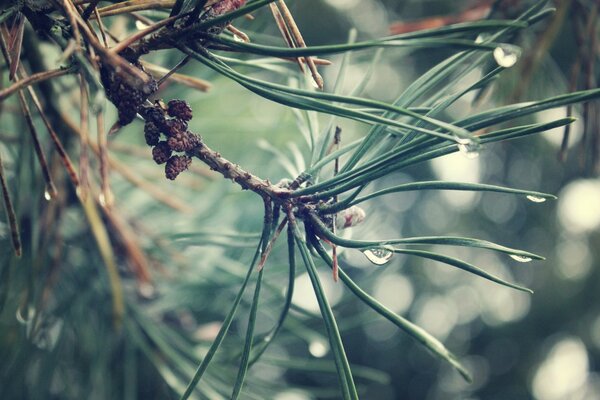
[[141, 100, 201, 180], [100, 51, 158, 126]]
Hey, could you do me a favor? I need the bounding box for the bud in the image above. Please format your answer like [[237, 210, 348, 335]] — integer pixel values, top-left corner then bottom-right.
[[335, 206, 366, 230]]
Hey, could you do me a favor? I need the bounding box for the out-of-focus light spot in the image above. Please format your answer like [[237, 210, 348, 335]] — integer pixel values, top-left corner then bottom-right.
[[538, 108, 583, 149], [558, 179, 600, 234], [481, 288, 530, 326], [589, 316, 600, 351], [449, 285, 481, 324], [292, 272, 343, 314], [413, 295, 458, 340], [431, 152, 481, 210], [194, 322, 222, 341], [309, 339, 329, 358], [481, 195, 517, 224], [532, 337, 589, 400], [556, 237, 592, 280], [325, 0, 360, 10], [274, 390, 312, 400], [373, 273, 414, 314], [364, 319, 397, 342], [135, 20, 149, 30]]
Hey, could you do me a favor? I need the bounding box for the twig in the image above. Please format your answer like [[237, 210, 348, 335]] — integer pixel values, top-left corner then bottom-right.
[[274, 0, 323, 89], [110, 14, 184, 55], [16, 92, 58, 199], [24, 77, 80, 188], [257, 216, 288, 271], [79, 73, 91, 199], [269, 2, 305, 73], [96, 111, 114, 207], [0, 67, 72, 102], [0, 150, 22, 257], [226, 24, 250, 42], [189, 142, 290, 200], [82, 0, 102, 20]]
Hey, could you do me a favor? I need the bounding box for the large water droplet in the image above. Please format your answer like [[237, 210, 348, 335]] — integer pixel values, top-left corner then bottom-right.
[[456, 138, 481, 159], [526, 195, 547, 203], [493, 44, 521, 68], [309, 339, 329, 358], [510, 254, 533, 263], [362, 247, 394, 266]]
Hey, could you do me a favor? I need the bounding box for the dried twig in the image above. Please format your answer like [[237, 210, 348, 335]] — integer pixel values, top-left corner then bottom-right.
[[0, 150, 22, 257], [0, 67, 72, 102]]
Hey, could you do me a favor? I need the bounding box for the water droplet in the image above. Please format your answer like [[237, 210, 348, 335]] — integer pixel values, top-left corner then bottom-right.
[[309, 340, 329, 358], [310, 77, 320, 89], [493, 44, 521, 68], [44, 186, 57, 201], [456, 138, 481, 159], [526, 195, 547, 203], [98, 191, 113, 208], [362, 247, 394, 266], [16, 306, 35, 324], [510, 254, 533, 263], [475, 33, 491, 44]]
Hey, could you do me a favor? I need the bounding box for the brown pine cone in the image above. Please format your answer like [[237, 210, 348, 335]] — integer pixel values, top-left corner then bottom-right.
[[100, 61, 158, 126], [165, 155, 192, 180], [167, 131, 201, 152], [167, 100, 193, 121], [141, 104, 167, 127], [163, 118, 188, 137], [144, 122, 161, 146], [152, 142, 172, 164]]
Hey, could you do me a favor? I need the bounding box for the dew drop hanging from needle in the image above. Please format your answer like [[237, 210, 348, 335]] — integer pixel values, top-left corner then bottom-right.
[[493, 44, 521, 68], [362, 247, 394, 266], [526, 195, 547, 203], [510, 254, 533, 263]]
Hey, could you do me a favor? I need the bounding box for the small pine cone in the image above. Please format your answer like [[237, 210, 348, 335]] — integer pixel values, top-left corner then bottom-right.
[[163, 118, 188, 137], [167, 100, 193, 121], [165, 155, 192, 180], [167, 131, 201, 152], [144, 122, 161, 146], [152, 141, 172, 164], [141, 105, 167, 126], [100, 62, 158, 126]]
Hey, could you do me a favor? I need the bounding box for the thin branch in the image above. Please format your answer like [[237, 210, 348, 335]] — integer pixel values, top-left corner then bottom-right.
[[0, 150, 22, 257], [275, 0, 323, 89], [0, 67, 72, 102]]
